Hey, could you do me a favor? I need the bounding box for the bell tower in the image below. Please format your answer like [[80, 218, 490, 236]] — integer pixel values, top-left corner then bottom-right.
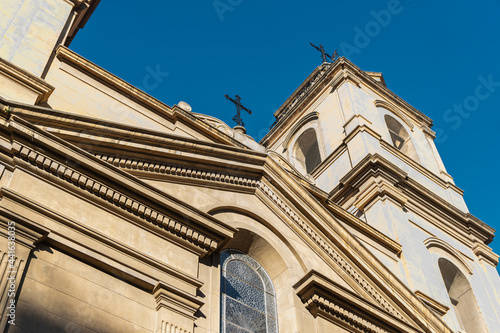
[[260, 57, 500, 333]]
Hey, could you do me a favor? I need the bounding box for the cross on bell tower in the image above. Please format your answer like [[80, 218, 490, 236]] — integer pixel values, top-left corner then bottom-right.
[[309, 42, 339, 63]]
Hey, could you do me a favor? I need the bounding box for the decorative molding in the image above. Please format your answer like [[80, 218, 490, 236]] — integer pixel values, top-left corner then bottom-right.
[[153, 281, 203, 320], [323, 201, 403, 256], [94, 153, 259, 189], [257, 181, 405, 321], [294, 271, 421, 333], [11, 142, 220, 253], [380, 140, 463, 195], [351, 179, 408, 211], [55, 47, 250, 148], [267, 151, 307, 181], [330, 68, 362, 91], [421, 125, 436, 139], [159, 321, 191, 333], [329, 154, 494, 245], [374, 100, 415, 131], [424, 237, 474, 275], [0, 57, 55, 104], [414, 291, 449, 317], [193, 113, 233, 136], [54, 46, 250, 149], [0, 189, 204, 294], [281, 111, 320, 148], [472, 242, 499, 267], [65, 1, 103, 47]]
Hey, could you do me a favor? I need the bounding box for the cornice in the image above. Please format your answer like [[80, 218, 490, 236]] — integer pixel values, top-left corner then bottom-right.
[[11, 141, 222, 253], [380, 140, 463, 195], [257, 179, 412, 323], [0, 188, 204, 292], [259, 156, 456, 333], [329, 154, 494, 245], [0, 213, 48, 249], [294, 271, 424, 333], [472, 242, 499, 267], [6, 104, 263, 165], [292, 174, 403, 256], [56, 46, 175, 119], [94, 153, 260, 192], [0, 58, 55, 104], [2, 116, 237, 256]]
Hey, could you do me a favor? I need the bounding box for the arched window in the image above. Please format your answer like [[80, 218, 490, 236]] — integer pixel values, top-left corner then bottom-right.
[[438, 258, 486, 332], [384, 115, 420, 162], [220, 249, 278, 333], [292, 128, 322, 174]]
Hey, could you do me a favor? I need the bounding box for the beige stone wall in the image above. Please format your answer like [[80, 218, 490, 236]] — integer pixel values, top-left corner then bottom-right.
[[0, 72, 39, 103], [0, 0, 72, 77], [11, 245, 154, 333]]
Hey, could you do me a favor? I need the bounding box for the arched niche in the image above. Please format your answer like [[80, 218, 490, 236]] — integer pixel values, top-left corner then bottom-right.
[[438, 258, 487, 333], [384, 114, 421, 162], [292, 128, 322, 174], [281, 112, 325, 176]]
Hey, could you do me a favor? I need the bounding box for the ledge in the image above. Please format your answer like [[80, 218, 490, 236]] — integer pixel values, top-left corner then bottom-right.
[[472, 242, 499, 267], [414, 291, 449, 317], [294, 270, 423, 333], [0, 57, 55, 104], [329, 154, 495, 245]]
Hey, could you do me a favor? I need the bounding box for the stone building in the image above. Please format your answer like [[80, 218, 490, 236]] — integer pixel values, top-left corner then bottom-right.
[[0, 1, 499, 332]]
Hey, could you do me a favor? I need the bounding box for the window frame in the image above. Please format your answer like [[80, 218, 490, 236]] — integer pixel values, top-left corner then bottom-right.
[[220, 249, 278, 333]]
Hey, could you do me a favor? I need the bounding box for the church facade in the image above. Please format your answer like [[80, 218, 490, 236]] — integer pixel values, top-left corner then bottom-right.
[[0, 1, 499, 333]]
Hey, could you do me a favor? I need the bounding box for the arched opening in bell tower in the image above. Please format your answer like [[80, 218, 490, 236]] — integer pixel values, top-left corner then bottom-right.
[[438, 258, 486, 333], [292, 128, 322, 174], [384, 115, 420, 162]]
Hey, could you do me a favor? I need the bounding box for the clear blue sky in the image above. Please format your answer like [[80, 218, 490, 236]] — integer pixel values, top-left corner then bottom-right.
[[71, 1, 500, 267]]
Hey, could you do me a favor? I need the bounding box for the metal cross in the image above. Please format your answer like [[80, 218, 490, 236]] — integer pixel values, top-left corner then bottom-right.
[[310, 43, 339, 63], [225, 94, 252, 127]]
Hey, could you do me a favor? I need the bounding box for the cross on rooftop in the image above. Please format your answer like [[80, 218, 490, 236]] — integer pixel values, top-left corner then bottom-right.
[[225, 94, 252, 127]]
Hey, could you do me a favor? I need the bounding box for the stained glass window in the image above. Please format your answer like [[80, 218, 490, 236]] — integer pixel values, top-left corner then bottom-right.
[[220, 250, 278, 333]]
